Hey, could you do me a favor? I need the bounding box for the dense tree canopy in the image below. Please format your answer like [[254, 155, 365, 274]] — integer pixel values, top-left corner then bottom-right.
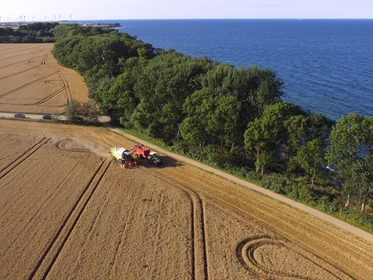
[[0, 22, 58, 43]]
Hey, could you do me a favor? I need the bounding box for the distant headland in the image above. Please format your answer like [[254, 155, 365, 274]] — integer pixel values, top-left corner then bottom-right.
[[0, 21, 122, 29], [80, 22, 122, 28]]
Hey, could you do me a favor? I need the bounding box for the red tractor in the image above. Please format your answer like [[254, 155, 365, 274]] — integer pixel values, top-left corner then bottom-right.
[[132, 144, 163, 166], [133, 144, 150, 159]]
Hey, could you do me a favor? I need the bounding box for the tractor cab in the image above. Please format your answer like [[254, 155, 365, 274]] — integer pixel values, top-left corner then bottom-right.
[[147, 152, 163, 166]]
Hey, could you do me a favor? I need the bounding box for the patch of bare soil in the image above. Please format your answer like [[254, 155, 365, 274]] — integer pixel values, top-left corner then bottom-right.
[[1, 120, 372, 279], [0, 43, 88, 114]]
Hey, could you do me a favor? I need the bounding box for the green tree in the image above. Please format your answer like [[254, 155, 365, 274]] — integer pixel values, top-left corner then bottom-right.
[[294, 138, 325, 187], [244, 116, 277, 175], [244, 102, 305, 175], [284, 115, 308, 172], [64, 99, 82, 121], [64, 99, 99, 124], [326, 113, 372, 211], [131, 52, 211, 142]]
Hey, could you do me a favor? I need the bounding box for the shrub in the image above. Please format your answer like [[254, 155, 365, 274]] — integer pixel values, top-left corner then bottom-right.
[[319, 195, 330, 211], [298, 186, 316, 202], [246, 171, 262, 181], [262, 176, 287, 194], [64, 99, 100, 124], [285, 184, 299, 199]]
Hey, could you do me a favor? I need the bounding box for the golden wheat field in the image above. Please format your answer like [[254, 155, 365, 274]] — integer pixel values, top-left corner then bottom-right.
[[0, 44, 373, 280], [0, 43, 87, 114]]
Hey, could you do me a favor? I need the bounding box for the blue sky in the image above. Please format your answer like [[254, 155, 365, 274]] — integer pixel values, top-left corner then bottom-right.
[[1, 0, 372, 22]]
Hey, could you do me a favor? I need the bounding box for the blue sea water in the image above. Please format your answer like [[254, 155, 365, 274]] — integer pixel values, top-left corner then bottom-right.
[[79, 19, 373, 120]]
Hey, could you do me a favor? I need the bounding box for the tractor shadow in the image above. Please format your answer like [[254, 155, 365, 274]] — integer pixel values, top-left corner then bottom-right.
[[138, 154, 184, 169]]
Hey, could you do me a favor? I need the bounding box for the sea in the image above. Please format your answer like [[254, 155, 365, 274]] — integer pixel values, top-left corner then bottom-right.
[[78, 19, 373, 121]]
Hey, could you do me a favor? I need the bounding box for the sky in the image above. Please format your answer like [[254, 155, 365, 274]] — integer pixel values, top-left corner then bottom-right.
[[1, 0, 372, 22]]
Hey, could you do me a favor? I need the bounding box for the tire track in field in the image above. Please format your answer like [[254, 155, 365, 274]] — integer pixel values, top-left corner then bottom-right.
[[0, 54, 48, 81], [0, 54, 45, 69], [70, 169, 117, 276], [0, 137, 50, 181], [175, 166, 372, 260], [0, 45, 46, 57], [236, 236, 353, 280], [108, 176, 144, 279], [59, 72, 73, 103], [159, 167, 362, 279], [139, 167, 208, 280], [0, 71, 58, 99], [28, 160, 110, 280], [0, 44, 36, 52], [0, 159, 83, 258], [41, 54, 48, 65], [0, 65, 41, 81], [32, 87, 66, 105], [212, 175, 373, 268], [0, 46, 45, 60], [55, 139, 90, 153]]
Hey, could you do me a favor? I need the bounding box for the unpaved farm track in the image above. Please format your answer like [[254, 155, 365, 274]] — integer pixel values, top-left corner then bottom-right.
[[0, 44, 87, 113], [1, 120, 373, 279]]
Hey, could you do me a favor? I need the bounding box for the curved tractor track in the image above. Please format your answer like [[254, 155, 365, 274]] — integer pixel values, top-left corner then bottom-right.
[[236, 236, 353, 280], [138, 167, 208, 280], [55, 139, 90, 153]]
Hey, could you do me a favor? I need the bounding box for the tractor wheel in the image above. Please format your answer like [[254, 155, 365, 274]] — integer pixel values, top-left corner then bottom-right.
[[118, 159, 123, 167]]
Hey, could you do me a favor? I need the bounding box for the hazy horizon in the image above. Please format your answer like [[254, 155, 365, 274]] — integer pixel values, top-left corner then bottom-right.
[[2, 0, 372, 22]]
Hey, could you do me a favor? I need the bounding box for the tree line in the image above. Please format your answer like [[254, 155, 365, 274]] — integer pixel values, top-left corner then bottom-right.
[[0, 22, 58, 43], [51, 24, 373, 228]]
